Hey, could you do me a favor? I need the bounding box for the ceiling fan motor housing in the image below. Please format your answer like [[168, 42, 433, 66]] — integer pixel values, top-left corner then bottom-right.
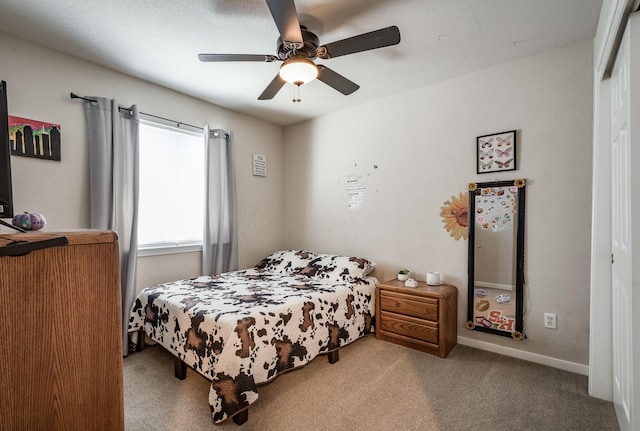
[[277, 26, 319, 60]]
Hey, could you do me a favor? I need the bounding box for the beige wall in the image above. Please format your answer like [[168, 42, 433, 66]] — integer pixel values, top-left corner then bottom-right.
[[0, 31, 285, 288], [283, 39, 594, 367]]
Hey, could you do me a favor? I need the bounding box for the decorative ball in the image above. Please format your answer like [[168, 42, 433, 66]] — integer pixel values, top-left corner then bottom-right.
[[29, 213, 46, 230], [12, 212, 46, 231]]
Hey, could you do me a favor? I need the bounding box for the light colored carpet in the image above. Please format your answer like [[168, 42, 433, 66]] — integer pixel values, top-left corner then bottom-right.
[[124, 335, 619, 431]]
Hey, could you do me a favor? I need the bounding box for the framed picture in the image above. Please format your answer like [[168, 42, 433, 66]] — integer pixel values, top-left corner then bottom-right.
[[476, 130, 516, 174], [9, 115, 62, 161]]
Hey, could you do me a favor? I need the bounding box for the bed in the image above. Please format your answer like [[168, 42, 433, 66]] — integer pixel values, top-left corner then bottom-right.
[[128, 250, 377, 425]]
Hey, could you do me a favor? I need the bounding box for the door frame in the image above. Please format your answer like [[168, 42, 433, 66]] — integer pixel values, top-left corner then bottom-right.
[[590, 0, 637, 401]]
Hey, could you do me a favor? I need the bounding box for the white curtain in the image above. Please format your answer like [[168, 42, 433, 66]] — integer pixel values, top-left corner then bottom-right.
[[202, 126, 238, 275], [83, 97, 139, 357]]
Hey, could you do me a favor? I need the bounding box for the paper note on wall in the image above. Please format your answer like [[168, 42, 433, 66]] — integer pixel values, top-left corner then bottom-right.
[[253, 154, 267, 177], [347, 175, 366, 210]]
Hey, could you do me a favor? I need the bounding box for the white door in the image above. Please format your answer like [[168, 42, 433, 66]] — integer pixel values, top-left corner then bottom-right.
[[610, 12, 639, 431]]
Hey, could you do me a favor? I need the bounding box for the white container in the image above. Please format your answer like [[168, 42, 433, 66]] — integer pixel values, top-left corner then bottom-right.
[[397, 272, 409, 281], [405, 278, 418, 288], [426, 271, 441, 286]]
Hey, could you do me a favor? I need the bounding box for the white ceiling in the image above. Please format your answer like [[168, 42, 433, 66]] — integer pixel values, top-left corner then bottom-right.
[[0, 0, 602, 127]]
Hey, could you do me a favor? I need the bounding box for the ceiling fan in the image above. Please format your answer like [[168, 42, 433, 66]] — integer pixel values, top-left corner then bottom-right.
[[198, 0, 401, 101]]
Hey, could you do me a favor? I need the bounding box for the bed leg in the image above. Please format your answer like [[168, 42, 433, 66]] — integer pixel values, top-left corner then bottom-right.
[[233, 409, 249, 425], [136, 328, 145, 352], [328, 350, 339, 364], [175, 357, 187, 380]]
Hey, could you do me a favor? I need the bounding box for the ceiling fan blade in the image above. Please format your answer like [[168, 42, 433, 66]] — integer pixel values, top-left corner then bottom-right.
[[198, 54, 278, 62], [258, 74, 286, 100], [265, 0, 303, 45], [317, 26, 401, 59], [316, 65, 359, 95]]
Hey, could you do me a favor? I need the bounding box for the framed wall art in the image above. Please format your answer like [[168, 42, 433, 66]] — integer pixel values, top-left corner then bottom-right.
[[476, 130, 516, 174], [9, 115, 61, 161]]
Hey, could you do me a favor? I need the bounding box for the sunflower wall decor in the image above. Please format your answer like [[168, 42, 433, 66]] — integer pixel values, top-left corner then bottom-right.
[[440, 192, 469, 240]]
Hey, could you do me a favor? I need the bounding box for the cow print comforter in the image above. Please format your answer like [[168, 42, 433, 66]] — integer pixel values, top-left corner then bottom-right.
[[129, 265, 377, 424]]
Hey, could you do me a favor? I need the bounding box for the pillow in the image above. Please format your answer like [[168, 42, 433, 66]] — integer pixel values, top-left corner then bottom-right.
[[255, 250, 318, 275], [295, 253, 376, 282]]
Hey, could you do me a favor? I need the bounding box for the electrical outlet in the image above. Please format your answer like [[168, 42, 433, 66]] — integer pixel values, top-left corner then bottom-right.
[[544, 313, 557, 329]]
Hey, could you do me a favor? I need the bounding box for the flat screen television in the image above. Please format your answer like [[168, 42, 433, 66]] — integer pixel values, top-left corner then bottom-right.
[[0, 80, 14, 219]]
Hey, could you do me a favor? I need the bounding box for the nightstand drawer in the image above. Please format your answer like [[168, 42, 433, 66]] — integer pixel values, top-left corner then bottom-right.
[[380, 311, 439, 344], [380, 290, 438, 321]]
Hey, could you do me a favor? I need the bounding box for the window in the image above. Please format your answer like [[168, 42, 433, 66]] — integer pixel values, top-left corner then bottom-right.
[[137, 120, 204, 253]]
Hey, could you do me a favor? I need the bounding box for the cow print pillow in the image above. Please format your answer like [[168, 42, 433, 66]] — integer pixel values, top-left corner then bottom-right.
[[295, 253, 376, 282], [255, 250, 318, 275]]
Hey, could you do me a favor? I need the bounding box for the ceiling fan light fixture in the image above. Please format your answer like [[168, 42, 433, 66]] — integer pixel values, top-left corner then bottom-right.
[[279, 57, 318, 86]]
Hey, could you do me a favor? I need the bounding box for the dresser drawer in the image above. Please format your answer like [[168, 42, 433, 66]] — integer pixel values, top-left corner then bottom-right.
[[380, 311, 439, 344], [379, 290, 438, 321]]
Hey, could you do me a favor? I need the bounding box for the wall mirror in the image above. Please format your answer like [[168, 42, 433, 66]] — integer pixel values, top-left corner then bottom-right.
[[467, 179, 526, 339]]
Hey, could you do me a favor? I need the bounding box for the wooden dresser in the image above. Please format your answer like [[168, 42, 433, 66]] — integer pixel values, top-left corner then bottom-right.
[[0, 230, 124, 430], [376, 279, 458, 358]]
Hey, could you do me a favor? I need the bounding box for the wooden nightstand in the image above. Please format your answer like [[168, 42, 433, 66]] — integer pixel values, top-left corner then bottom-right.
[[376, 279, 458, 358]]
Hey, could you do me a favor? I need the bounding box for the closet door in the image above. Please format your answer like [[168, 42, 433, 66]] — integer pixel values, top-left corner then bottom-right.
[[610, 12, 640, 431]]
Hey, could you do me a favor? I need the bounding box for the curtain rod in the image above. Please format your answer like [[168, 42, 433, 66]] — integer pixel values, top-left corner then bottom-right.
[[70, 92, 204, 131]]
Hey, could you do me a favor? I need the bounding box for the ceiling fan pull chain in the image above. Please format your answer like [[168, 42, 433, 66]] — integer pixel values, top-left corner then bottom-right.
[[293, 84, 301, 103]]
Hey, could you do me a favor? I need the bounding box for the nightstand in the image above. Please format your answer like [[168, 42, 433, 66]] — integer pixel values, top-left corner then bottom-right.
[[376, 279, 458, 358]]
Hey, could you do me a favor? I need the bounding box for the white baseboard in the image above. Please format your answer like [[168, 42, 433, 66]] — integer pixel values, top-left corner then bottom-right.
[[474, 281, 513, 291], [457, 335, 589, 376]]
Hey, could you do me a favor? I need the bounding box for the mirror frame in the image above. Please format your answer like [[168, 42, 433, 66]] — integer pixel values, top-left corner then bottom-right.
[[466, 179, 526, 339]]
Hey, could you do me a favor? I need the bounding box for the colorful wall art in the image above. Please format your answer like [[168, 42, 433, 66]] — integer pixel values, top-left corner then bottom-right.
[[476, 130, 516, 174], [474, 185, 517, 233], [9, 115, 61, 161], [440, 191, 468, 240]]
